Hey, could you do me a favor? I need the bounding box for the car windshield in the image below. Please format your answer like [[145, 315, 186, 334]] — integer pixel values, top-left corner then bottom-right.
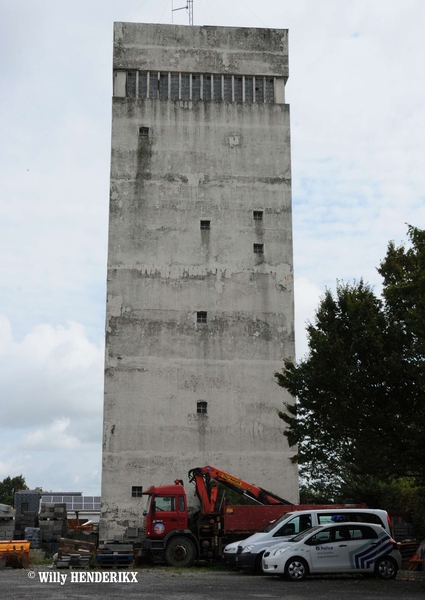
[[263, 513, 294, 533], [290, 525, 322, 542]]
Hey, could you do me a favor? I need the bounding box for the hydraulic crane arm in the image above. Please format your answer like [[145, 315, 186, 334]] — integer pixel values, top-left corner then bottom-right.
[[188, 465, 293, 513]]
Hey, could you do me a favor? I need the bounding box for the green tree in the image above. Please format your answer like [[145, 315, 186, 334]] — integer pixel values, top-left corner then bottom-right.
[[0, 475, 28, 506], [276, 227, 425, 501], [378, 225, 425, 371]]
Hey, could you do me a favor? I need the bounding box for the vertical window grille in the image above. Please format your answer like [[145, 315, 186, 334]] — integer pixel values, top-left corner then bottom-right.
[[197, 311, 207, 323], [255, 77, 264, 103], [131, 486, 143, 498], [159, 73, 168, 99], [170, 73, 179, 100], [213, 75, 222, 101], [149, 72, 159, 98], [203, 75, 212, 101], [253, 243, 264, 254], [200, 220, 211, 230], [224, 76, 232, 102], [245, 77, 253, 103], [126, 72, 137, 98], [234, 77, 243, 102], [197, 401, 208, 414], [253, 211, 263, 220], [139, 73, 148, 98], [192, 75, 201, 100], [265, 78, 274, 103], [181, 74, 190, 100]]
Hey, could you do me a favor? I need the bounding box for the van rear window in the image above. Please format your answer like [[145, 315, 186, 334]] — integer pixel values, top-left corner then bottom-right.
[[317, 513, 384, 527]]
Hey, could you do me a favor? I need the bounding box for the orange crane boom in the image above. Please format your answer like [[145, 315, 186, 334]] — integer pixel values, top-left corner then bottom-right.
[[188, 465, 292, 514]]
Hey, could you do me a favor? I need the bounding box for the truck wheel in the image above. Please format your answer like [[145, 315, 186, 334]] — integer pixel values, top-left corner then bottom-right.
[[164, 537, 196, 568], [374, 556, 398, 580], [285, 557, 308, 581]]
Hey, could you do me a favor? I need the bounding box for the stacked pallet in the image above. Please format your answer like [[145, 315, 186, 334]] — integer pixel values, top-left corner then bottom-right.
[[55, 553, 91, 568], [96, 542, 134, 568], [55, 537, 96, 569], [0, 504, 15, 541], [38, 503, 68, 543], [407, 540, 425, 571], [14, 511, 37, 540], [24, 527, 41, 548]]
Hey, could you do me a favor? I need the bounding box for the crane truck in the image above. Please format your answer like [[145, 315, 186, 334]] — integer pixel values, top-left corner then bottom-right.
[[98, 465, 364, 568]]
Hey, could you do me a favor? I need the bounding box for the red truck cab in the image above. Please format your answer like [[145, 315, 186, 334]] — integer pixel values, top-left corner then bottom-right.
[[143, 484, 189, 538]]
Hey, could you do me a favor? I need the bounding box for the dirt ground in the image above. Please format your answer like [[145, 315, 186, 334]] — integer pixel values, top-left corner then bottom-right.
[[0, 567, 424, 600]]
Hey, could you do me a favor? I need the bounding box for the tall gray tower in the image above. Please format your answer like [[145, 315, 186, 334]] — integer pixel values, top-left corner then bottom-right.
[[101, 22, 298, 538]]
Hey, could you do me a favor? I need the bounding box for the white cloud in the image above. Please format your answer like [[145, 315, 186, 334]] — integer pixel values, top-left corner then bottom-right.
[[20, 418, 90, 451], [0, 317, 104, 429], [0, 318, 103, 494]]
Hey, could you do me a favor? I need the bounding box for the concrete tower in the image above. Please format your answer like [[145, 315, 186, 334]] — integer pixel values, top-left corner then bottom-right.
[[101, 22, 298, 538]]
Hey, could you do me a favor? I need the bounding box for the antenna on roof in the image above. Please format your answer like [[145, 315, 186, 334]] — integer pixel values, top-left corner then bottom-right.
[[172, 0, 194, 25]]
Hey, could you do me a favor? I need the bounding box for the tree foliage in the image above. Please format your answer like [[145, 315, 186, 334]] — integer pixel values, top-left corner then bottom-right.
[[0, 475, 28, 506], [276, 226, 425, 501]]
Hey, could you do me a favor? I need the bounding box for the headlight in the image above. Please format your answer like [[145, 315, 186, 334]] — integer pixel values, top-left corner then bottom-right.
[[241, 545, 254, 553], [273, 547, 289, 556]]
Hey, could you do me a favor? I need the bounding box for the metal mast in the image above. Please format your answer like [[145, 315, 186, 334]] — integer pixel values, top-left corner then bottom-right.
[[172, 0, 193, 25]]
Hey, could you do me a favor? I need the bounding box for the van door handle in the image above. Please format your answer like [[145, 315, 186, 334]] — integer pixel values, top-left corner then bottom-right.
[[338, 544, 347, 547]]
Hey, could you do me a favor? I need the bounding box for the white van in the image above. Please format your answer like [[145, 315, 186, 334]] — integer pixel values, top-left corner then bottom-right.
[[225, 508, 392, 574]]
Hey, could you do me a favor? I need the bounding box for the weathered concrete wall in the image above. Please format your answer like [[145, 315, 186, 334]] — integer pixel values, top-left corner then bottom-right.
[[113, 23, 289, 77], [101, 23, 298, 540]]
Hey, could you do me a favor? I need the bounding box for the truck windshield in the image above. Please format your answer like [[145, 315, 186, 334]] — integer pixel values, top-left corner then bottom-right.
[[263, 513, 294, 533], [155, 496, 175, 511]]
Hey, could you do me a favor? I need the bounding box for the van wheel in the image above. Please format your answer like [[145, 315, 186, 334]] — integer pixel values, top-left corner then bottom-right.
[[164, 537, 196, 568], [285, 557, 308, 581], [254, 552, 265, 575], [375, 556, 397, 580]]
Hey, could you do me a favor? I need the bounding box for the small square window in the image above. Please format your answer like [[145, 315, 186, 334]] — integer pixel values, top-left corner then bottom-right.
[[197, 311, 207, 323], [132, 486, 143, 498], [197, 401, 208, 414], [200, 220, 210, 230], [253, 211, 263, 221], [139, 127, 149, 136], [253, 243, 264, 254]]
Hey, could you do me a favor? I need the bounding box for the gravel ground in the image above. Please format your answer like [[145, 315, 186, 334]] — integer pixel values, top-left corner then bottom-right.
[[0, 567, 423, 600]]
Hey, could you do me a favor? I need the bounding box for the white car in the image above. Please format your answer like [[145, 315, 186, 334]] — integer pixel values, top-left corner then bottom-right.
[[262, 522, 401, 581]]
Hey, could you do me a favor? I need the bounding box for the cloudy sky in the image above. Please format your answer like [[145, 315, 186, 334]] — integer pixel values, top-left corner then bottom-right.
[[0, 0, 424, 495]]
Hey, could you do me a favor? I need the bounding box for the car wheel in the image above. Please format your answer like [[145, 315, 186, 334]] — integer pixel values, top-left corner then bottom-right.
[[254, 552, 265, 575], [285, 557, 308, 581], [164, 536, 196, 568], [375, 556, 398, 580]]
